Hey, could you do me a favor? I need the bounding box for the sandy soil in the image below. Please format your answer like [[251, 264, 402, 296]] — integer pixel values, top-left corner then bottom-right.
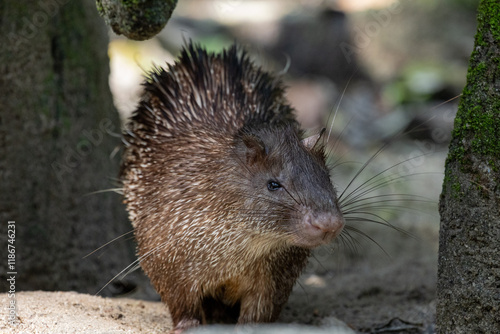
[[0, 291, 171, 334], [0, 291, 353, 334]]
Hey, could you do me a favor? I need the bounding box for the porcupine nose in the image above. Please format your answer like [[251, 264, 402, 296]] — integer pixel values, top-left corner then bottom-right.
[[302, 210, 345, 247], [310, 212, 344, 236]]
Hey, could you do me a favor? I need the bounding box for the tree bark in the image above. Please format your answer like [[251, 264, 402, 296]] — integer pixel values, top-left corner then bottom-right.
[[437, 0, 500, 332], [0, 0, 134, 294]]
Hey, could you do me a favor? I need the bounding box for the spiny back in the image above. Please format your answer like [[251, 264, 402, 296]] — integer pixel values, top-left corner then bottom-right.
[[129, 43, 297, 139], [121, 43, 345, 331]]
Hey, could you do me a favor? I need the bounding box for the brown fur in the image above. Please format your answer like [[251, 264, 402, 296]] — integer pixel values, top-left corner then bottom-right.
[[121, 43, 344, 331]]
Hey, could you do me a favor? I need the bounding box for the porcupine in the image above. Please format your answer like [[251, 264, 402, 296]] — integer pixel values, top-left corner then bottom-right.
[[121, 42, 345, 332]]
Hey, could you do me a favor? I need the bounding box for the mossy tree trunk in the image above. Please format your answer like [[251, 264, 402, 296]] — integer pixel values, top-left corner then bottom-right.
[[437, 0, 500, 332], [0, 1, 134, 294]]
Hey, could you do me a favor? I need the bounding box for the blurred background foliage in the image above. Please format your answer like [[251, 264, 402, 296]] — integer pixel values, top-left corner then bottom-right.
[[109, 0, 477, 143]]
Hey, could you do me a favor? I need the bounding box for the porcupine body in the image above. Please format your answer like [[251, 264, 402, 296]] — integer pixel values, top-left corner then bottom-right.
[[121, 43, 344, 331]]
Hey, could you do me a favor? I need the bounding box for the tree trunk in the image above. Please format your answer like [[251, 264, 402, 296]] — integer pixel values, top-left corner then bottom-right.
[[0, 0, 134, 294], [437, 0, 500, 332]]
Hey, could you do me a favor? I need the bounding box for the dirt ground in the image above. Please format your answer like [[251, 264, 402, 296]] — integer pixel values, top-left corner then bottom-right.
[[284, 223, 439, 334]]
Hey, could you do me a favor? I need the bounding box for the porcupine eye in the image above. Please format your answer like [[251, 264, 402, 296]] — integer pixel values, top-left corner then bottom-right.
[[267, 180, 282, 191]]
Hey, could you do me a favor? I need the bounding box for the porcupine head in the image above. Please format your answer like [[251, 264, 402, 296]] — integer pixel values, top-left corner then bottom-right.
[[121, 42, 345, 332]]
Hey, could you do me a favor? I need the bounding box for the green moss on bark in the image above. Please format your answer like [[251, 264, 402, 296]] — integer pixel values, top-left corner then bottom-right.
[[447, 0, 500, 177], [96, 0, 178, 40], [437, 0, 500, 332]]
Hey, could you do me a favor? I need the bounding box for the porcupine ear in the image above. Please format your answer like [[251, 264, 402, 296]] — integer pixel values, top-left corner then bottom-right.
[[240, 134, 267, 166], [302, 128, 326, 151]]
